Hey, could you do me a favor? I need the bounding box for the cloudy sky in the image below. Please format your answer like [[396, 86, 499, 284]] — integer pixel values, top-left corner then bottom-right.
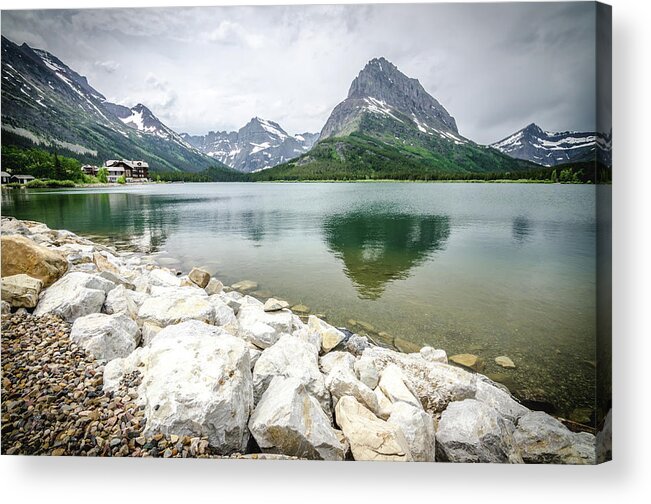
[[1, 2, 597, 143]]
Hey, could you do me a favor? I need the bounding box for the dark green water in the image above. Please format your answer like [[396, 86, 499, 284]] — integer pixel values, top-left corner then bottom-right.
[[2, 182, 599, 419]]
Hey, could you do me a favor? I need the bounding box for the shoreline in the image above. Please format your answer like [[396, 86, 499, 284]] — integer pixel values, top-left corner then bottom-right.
[[1, 217, 607, 462]]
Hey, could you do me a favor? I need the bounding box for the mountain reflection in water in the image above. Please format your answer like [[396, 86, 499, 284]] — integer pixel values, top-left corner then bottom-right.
[[323, 212, 451, 299]]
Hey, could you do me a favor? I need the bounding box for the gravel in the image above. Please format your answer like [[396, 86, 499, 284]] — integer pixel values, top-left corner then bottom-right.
[[1, 312, 226, 458]]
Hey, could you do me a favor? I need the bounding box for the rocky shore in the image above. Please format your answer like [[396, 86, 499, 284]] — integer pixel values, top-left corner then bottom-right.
[[1, 217, 605, 463]]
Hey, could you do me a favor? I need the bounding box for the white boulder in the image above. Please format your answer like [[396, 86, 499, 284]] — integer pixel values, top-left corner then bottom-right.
[[249, 377, 345, 460], [362, 346, 477, 414], [334, 396, 413, 462], [354, 355, 380, 389], [388, 402, 436, 462], [237, 304, 294, 349], [141, 329, 253, 454], [34, 272, 113, 322], [252, 334, 330, 415], [137, 293, 215, 327], [103, 284, 146, 319], [378, 364, 422, 409], [70, 312, 140, 361]]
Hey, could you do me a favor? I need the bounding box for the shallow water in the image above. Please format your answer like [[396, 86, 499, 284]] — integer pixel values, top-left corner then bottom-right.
[[2, 182, 600, 419]]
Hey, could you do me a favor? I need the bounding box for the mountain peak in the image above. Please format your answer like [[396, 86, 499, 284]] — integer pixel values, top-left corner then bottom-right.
[[321, 57, 458, 139], [522, 123, 543, 135]]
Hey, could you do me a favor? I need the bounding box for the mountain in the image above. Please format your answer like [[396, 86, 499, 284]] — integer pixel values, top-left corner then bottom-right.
[[256, 57, 535, 180], [490, 123, 611, 167], [181, 118, 319, 173], [1, 36, 220, 173], [320, 57, 458, 139]]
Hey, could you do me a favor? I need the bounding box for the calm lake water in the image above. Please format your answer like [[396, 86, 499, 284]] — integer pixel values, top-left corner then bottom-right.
[[2, 182, 599, 419]]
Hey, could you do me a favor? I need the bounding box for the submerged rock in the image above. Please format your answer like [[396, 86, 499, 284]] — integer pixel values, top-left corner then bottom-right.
[[495, 356, 516, 369], [232, 280, 258, 292], [249, 376, 344, 461], [449, 353, 483, 372]]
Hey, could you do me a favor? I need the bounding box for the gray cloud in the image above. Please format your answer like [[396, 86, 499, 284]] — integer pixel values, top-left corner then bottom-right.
[[1, 3, 597, 143]]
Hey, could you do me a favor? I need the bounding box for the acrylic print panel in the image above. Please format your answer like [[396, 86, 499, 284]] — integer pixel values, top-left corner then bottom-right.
[[0, 2, 611, 463]]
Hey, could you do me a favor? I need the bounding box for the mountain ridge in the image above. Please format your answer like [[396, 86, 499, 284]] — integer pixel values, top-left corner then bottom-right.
[[181, 117, 318, 173], [1, 36, 221, 173], [490, 122, 610, 167]]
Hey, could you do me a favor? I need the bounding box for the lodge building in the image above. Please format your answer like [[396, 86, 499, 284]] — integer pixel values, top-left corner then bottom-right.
[[82, 159, 150, 183]]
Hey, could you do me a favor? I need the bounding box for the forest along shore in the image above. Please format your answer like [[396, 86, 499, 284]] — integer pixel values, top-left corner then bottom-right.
[[0, 217, 608, 462]]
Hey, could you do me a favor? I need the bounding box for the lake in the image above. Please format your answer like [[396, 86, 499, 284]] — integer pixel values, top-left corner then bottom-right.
[[2, 182, 599, 419]]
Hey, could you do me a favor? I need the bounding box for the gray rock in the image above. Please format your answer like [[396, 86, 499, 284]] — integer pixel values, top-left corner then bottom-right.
[[475, 379, 529, 423], [319, 351, 355, 375], [206, 295, 238, 332], [596, 409, 612, 463], [70, 312, 140, 361], [1, 300, 11, 315], [513, 411, 596, 464], [324, 357, 379, 416], [141, 321, 162, 346], [1, 273, 43, 308], [249, 376, 344, 461], [435, 399, 522, 463], [98, 270, 135, 290], [343, 333, 371, 356]]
